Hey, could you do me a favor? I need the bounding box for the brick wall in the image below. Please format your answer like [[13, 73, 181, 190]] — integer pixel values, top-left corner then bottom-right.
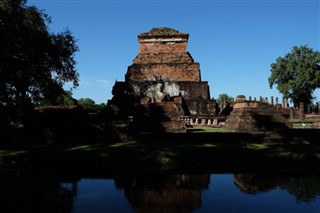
[[179, 82, 210, 99], [139, 42, 187, 54], [126, 63, 201, 82], [138, 34, 189, 54], [133, 52, 194, 64]]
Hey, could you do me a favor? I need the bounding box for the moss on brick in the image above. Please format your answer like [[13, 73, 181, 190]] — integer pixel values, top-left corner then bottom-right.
[[144, 27, 180, 36]]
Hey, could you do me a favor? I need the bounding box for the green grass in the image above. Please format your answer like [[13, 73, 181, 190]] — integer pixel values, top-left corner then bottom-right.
[[1, 129, 320, 173], [293, 124, 313, 129], [1, 136, 319, 173], [0, 150, 28, 157], [290, 118, 320, 123], [189, 128, 231, 133]]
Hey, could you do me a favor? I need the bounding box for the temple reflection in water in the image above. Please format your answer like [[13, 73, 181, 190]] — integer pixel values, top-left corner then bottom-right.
[[114, 174, 210, 213], [1, 170, 320, 212]]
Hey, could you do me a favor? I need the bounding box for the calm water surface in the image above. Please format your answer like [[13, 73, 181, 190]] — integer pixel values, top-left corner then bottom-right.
[[1, 171, 320, 212], [68, 173, 320, 213]]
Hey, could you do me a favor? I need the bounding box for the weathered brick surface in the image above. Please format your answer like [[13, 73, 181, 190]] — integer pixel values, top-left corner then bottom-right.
[[126, 63, 200, 82], [179, 82, 209, 100], [139, 42, 188, 54], [185, 99, 217, 116], [108, 28, 217, 132], [225, 100, 292, 132], [133, 53, 194, 64], [126, 28, 201, 84], [138, 32, 189, 54]]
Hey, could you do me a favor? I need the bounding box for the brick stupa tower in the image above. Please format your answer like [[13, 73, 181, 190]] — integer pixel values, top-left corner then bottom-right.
[[108, 27, 217, 133]]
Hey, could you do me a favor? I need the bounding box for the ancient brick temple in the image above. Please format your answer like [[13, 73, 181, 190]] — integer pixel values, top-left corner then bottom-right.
[[225, 95, 292, 132], [108, 27, 217, 133]]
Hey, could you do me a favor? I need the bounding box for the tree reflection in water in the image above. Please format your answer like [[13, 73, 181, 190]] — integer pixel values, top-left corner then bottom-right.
[[0, 170, 78, 213], [0, 170, 320, 212], [234, 172, 320, 203]]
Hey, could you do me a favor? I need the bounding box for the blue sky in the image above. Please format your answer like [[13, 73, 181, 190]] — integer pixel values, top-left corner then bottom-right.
[[29, 0, 319, 104]]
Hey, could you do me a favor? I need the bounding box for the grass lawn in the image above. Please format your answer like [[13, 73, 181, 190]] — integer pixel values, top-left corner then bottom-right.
[[188, 128, 231, 133], [293, 124, 314, 129], [289, 118, 320, 123], [1, 129, 320, 174]]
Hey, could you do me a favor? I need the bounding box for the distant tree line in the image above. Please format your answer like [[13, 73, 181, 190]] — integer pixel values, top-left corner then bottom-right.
[[37, 90, 106, 111]]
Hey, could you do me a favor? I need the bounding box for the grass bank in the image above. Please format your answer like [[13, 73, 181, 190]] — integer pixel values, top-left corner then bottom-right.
[[1, 128, 320, 175]]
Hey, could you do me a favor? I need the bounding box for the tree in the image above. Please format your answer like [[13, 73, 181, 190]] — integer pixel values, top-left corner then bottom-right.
[[38, 90, 78, 106], [78, 98, 106, 111], [61, 90, 78, 106], [0, 0, 79, 107], [268, 45, 320, 108], [217, 93, 233, 110], [78, 98, 96, 111]]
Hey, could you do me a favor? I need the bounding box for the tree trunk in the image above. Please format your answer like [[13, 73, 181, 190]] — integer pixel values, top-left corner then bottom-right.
[[299, 102, 305, 120]]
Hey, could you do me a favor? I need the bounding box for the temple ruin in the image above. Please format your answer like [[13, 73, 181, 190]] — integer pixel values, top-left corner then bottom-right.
[[225, 95, 293, 132], [107, 27, 292, 133], [107, 27, 217, 133]]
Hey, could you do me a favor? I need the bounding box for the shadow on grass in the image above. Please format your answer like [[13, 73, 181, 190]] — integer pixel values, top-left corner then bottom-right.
[[1, 128, 320, 176]]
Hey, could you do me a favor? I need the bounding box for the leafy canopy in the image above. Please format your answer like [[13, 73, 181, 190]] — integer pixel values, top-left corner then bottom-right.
[[0, 0, 79, 106], [78, 98, 105, 111], [217, 93, 233, 104], [268, 45, 320, 106]]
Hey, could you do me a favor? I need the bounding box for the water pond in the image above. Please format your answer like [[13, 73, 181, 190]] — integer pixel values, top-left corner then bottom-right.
[[1, 170, 320, 212]]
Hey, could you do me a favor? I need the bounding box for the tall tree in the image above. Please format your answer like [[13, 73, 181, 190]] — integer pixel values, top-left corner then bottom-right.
[[0, 0, 79, 107], [38, 90, 78, 106], [78, 98, 96, 111], [217, 93, 233, 104], [268, 45, 320, 107]]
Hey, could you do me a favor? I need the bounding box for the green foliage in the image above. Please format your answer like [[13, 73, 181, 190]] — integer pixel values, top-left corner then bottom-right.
[[38, 90, 78, 106], [61, 90, 78, 106], [78, 98, 105, 111], [269, 45, 320, 106], [0, 0, 79, 107], [217, 93, 233, 109], [78, 98, 95, 110]]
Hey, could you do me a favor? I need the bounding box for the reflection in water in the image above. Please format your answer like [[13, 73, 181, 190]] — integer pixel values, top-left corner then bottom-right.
[[234, 173, 284, 194], [71, 179, 134, 213], [234, 173, 320, 203], [284, 177, 320, 203], [0, 170, 77, 213], [114, 174, 210, 213], [0, 170, 320, 212]]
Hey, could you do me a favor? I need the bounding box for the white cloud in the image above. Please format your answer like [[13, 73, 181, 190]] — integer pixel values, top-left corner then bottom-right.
[[77, 78, 110, 88], [93, 79, 109, 87]]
